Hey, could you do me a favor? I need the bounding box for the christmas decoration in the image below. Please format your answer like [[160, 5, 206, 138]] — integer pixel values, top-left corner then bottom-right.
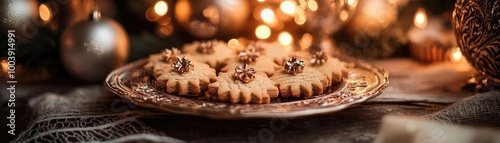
[[172, 56, 194, 75], [453, 0, 500, 92], [0, 0, 38, 40], [311, 50, 327, 65], [162, 48, 181, 63], [43, 0, 95, 33], [238, 47, 260, 64], [60, 8, 129, 81], [233, 64, 256, 83], [284, 57, 304, 75], [197, 40, 216, 54], [174, 0, 250, 39]]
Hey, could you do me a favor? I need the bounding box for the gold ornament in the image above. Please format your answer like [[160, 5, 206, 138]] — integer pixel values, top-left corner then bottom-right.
[[172, 56, 194, 75], [284, 57, 305, 75], [239, 47, 260, 64], [197, 40, 217, 54], [234, 64, 257, 83], [311, 50, 328, 65], [162, 48, 181, 63]]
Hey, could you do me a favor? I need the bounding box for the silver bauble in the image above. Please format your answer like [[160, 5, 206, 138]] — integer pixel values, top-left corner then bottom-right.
[[60, 10, 129, 81], [0, 0, 38, 40], [174, 0, 250, 39]]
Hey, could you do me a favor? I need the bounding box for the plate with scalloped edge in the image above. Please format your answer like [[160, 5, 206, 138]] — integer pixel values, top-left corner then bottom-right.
[[104, 57, 388, 119]]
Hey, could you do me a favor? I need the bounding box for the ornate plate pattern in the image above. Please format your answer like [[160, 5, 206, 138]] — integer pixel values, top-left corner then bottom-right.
[[105, 58, 389, 119]]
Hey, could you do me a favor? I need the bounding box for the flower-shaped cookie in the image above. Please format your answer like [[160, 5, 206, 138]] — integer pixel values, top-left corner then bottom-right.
[[207, 72, 279, 104], [309, 55, 347, 85], [270, 68, 328, 98], [153, 58, 216, 96], [144, 48, 182, 75], [182, 40, 236, 69]]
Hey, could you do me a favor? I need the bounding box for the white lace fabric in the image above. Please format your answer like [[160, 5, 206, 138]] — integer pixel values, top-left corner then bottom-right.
[[11, 85, 184, 143]]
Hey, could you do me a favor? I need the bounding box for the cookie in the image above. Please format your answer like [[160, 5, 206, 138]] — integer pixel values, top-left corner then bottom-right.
[[181, 40, 236, 69], [206, 70, 279, 104], [308, 51, 347, 85], [220, 55, 280, 77], [257, 41, 291, 65], [144, 48, 182, 75], [270, 57, 328, 98], [153, 57, 217, 96]]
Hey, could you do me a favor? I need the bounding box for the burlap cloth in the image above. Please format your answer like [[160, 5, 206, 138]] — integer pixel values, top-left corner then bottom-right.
[[424, 90, 500, 128]]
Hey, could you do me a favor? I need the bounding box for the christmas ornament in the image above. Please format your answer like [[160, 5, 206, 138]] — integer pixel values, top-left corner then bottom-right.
[[60, 8, 129, 81], [238, 48, 260, 64], [311, 50, 327, 65], [174, 0, 250, 39], [234, 64, 256, 83], [284, 57, 305, 75], [172, 56, 194, 75], [43, 0, 95, 33], [0, 0, 38, 39], [453, 0, 500, 92]]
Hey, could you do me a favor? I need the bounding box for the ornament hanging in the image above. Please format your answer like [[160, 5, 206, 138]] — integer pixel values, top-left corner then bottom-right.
[[60, 7, 129, 81]]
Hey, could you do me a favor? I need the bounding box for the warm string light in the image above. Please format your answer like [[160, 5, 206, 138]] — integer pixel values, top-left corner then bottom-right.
[[228, 38, 245, 51], [260, 8, 275, 23], [414, 8, 427, 29], [255, 25, 271, 39], [154, 1, 168, 16], [39, 3, 51, 22], [307, 0, 318, 11], [280, 1, 297, 15], [278, 31, 293, 47]]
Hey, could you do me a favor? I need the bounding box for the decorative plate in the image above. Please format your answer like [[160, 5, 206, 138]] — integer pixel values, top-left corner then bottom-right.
[[104, 58, 389, 119]]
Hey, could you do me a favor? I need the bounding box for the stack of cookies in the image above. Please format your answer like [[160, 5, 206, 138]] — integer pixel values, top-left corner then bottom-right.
[[144, 40, 348, 104]]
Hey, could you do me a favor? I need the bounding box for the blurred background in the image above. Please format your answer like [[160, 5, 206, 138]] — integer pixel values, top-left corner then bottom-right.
[[0, 0, 458, 83]]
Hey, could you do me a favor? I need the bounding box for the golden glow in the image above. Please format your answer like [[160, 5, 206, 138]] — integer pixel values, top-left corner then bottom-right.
[[280, 1, 297, 15], [258, 0, 265, 2], [255, 25, 271, 39], [278, 32, 293, 46], [347, 0, 357, 7], [154, 1, 168, 16], [39, 4, 51, 22], [299, 33, 313, 51], [414, 8, 427, 29], [450, 47, 463, 62], [203, 5, 220, 24], [228, 38, 244, 51], [294, 8, 306, 25], [340, 10, 349, 21], [260, 8, 275, 23], [307, 0, 318, 11]]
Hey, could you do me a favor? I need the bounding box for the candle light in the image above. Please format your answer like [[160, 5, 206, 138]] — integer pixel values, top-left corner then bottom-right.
[[414, 8, 427, 29], [448, 47, 464, 62], [407, 8, 457, 63]]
